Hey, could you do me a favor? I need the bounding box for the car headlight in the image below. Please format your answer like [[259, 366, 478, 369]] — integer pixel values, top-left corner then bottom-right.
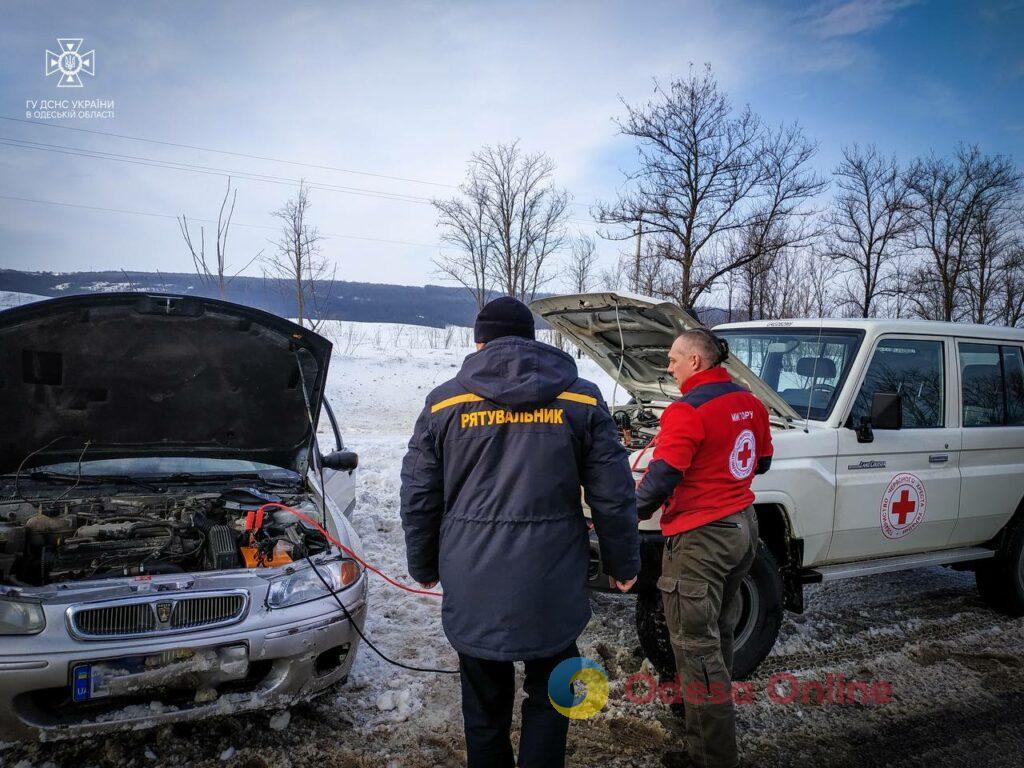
[[0, 600, 46, 635], [266, 559, 361, 609]]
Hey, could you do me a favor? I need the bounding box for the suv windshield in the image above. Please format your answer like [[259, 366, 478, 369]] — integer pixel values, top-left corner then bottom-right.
[[716, 327, 864, 420]]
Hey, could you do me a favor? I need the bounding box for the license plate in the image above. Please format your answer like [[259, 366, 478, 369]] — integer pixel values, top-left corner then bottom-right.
[[71, 648, 196, 702]]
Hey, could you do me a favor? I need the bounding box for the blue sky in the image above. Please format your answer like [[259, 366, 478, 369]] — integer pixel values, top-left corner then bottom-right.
[[1, 0, 1022, 287]]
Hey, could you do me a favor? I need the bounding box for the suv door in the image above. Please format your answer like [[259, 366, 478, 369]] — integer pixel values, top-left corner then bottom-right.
[[952, 340, 1024, 545], [829, 335, 961, 561]]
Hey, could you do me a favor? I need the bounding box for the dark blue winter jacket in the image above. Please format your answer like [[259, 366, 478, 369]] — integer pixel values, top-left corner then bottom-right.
[[400, 337, 640, 661]]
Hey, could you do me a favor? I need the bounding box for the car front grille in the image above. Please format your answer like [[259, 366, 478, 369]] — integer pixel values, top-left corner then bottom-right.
[[170, 594, 246, 629], [68, 591, 249, 640]]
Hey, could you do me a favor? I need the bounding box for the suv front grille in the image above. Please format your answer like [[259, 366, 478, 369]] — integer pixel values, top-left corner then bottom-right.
[[68, 591, 249, 640]]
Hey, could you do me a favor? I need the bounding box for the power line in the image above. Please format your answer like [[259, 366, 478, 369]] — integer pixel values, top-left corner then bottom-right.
[[0, 137, 598, 227], [0, 137, 435, 205], [0, 192, 448, 249], [0, 114, 595, 210], [0, 114, 458, 189]]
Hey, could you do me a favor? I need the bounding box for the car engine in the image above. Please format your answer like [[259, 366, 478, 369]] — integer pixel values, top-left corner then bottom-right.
[[0, 489, 330, 586]]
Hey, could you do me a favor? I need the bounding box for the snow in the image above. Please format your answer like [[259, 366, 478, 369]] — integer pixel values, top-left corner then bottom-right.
[[0, 291, 47, 310], [268, 710, 291, 731]]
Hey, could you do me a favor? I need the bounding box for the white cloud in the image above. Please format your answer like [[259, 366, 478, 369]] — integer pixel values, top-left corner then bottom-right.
[[805, 0, 917, 39]]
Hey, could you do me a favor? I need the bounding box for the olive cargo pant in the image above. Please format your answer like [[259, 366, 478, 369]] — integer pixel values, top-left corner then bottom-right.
[[657, 506, 758, 768]]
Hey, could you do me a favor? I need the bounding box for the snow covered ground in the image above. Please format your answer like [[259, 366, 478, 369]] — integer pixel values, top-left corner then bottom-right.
[[3, 320, 1024, 767], [0, 291, 47, 310]]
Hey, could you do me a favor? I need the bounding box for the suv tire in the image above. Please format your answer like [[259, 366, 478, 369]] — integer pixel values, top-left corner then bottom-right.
[[635, 541, 784, 681], [976, 517, 1024, 616]]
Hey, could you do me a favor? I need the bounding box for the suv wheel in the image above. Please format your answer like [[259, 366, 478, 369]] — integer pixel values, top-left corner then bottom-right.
[[635, 541, 783, 682], [976, 517, 1024, 616]]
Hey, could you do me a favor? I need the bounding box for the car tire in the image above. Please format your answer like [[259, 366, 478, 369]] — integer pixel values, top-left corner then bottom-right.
[[634, 541, 784, 682], [976, 517, 1024, 617]]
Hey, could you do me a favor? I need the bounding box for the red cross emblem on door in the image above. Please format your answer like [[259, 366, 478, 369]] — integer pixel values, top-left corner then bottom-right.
[[880, 473, 927, 539]]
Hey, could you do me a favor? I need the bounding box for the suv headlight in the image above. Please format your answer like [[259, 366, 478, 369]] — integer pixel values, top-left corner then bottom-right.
[[266, 559, 361, 608], [0, 600, 46, 635]]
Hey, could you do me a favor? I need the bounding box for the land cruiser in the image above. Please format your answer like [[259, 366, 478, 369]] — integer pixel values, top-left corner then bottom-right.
[[532, 292, 1024, 680]]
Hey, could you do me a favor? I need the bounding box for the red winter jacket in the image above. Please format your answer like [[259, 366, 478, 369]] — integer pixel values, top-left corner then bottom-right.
[[635, 366, 773, 536]]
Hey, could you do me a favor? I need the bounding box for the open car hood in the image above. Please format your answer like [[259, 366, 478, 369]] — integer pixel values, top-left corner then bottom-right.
[[0, 293, 332, 475], [530, 292, 801, 422]]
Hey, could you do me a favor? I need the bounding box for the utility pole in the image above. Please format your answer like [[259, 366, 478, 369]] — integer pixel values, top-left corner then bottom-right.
[[631, 223, 642, 292]]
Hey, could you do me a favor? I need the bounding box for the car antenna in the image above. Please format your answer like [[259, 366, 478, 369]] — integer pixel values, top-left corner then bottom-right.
[[804, 317, 825, 434]]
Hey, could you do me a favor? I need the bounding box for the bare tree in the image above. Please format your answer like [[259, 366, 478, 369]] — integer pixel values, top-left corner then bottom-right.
[[604, 234, 680, 298], [963, 195, 1024, 324], [566, 233, 599, 294], [905, 145, 1022, 321], [597, 65, 824, 308], [178, 177, 259, 298], [433, 141, 569, 304], [432, 171, 493, 310], [999, 230, 1024, 327], [825, 145, 913, 317], [264, 181, 334, 329]]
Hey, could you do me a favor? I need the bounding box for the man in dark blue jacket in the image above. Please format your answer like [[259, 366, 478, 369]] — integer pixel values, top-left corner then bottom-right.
[[400, 296, 640, 768]]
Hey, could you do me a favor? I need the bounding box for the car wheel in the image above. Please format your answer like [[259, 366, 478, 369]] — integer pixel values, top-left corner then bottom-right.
[[976, 517, 1024, 617], [634, 541, 784, 682]]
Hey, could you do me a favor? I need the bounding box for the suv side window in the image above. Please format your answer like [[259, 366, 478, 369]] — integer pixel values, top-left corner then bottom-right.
[[850, 338, 945, 428], [1004, 347, 1024, 424], [960, 343, 1004, 426], [959, 342, 1024, 426]]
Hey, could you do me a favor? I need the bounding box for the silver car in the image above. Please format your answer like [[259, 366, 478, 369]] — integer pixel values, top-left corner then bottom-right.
[[0, 293, 367, 741]]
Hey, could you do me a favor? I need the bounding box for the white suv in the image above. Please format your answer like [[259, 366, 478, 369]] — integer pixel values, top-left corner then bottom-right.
[[532, 292, 1024, 680]]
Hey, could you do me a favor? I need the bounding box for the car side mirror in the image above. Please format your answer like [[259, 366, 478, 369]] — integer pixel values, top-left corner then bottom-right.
[[854, 392, 901, 443], [871, 392, 902, 431], [321, 450, 359, 472]]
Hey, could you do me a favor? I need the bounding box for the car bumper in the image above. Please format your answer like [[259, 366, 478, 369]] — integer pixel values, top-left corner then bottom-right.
[[0, 579, 368, 742], [587, 528, 665, 592]]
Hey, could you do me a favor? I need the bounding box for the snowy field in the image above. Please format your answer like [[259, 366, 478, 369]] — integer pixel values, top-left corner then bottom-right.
[[3, 319, 1024, 767], [0, 291, 47, 310]]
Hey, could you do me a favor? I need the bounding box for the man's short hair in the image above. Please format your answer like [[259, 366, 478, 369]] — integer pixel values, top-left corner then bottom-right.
[[676, 328, 729, 367]]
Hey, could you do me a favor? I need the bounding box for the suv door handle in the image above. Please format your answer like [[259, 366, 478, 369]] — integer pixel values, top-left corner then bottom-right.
[[929, 453, 949, 463]]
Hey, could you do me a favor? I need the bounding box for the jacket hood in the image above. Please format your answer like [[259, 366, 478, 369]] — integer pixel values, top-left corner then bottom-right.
[[0, 293, 331, 475], [456, 337, 579, 411]]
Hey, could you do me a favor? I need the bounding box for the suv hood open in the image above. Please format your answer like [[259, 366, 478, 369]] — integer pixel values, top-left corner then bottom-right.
[[0, 293, 332, 475], [530, 292, 800, 422]]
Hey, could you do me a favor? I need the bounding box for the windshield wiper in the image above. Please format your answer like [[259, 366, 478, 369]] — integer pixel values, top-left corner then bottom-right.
[[26, 471, 165, 492]]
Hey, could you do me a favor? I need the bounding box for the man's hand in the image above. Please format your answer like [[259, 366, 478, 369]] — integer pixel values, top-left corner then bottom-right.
[[418, 580, 439, 589], [610, 576, 637, 593]]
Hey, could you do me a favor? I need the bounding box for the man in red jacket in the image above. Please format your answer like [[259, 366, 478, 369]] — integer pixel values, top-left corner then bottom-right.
[[635, 328, 772, 768]]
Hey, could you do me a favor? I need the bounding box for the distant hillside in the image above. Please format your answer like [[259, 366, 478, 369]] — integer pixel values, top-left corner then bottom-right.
[[0, 270, 493, 328], [0, 269, 729, 329]]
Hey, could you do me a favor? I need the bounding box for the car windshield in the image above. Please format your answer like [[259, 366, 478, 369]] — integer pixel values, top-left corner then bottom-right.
[[716, 327, 864, 420], [30, 457, 297, 481]]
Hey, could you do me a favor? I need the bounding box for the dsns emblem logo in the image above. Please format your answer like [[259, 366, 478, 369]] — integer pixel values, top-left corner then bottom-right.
[[547, 657, 608, 719], [45, 38, 95, 88]]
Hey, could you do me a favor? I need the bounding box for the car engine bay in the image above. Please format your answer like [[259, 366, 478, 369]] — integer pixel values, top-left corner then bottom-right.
[[0, 487, 331, 587]]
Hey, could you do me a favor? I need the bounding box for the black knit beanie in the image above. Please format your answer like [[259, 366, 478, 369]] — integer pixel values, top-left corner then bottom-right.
[[474, 296, 536, 344]]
